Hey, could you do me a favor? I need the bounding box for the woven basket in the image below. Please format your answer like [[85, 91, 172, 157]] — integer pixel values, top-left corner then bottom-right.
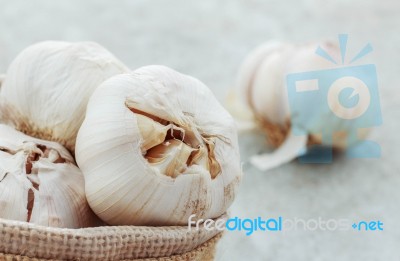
[[0, 215, 226, 261]]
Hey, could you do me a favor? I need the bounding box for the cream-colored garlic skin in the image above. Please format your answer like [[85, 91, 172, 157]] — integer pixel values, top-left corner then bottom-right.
[[237, 41, 368, 149], [76, 65, 242, 226], [0, 124, 101, 228], [0, 41, 129, 152]]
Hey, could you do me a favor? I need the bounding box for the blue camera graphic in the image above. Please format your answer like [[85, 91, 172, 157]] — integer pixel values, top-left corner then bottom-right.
[[286, 36, 382, 163]]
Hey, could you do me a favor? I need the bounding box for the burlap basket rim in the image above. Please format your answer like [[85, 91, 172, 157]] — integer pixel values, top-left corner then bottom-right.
[[0, 214, 226, 260], [0, 234, 222, 261]]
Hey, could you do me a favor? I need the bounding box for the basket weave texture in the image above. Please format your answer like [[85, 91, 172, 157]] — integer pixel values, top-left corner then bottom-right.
[[0, 216, 225, 261]]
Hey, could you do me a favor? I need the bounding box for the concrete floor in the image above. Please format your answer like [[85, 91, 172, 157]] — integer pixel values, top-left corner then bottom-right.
[[0, 0, 399, 260]]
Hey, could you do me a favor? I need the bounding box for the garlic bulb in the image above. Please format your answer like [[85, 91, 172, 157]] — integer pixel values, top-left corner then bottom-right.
[[0, 41, 129, 152], [236, 41, 370, 170], [0, 124, 101, 228], [76, 65, 242, 226]]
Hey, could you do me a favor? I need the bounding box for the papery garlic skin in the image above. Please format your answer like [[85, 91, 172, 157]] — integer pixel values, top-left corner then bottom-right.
[[0, 124, 101, 228], [0, 41, 129, 152], [76, 65, 242, 226]]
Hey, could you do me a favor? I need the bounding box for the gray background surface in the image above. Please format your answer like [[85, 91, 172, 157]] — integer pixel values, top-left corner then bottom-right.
[[0, 1, 399, 260]]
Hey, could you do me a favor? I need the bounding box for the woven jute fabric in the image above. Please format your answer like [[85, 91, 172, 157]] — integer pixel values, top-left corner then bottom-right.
[[0, 234, 221, 261], [0, 216, 225, 261]]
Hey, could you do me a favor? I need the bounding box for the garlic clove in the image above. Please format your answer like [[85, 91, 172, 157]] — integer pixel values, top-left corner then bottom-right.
[[236, 41, 285, 100], [76, 65, 242, 226], [146, 139, 194, 178], [0, 124, 101, 228], [202, 138, 222, 179], [250, 45, 294, 126], [187, 144, 208, 168], [135, 113, 171, 153], [0, 41, 129, 152]]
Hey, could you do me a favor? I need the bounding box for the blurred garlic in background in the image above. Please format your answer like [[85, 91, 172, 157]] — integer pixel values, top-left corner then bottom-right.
[[0, 124, 101, 228], [232, 41, 372, 170], [76, 65, 242, 226], [0, 41, 129, 152]]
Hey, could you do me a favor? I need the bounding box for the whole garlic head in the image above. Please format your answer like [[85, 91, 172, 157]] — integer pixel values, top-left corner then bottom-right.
[[236, 41, 370, 170], [76, 65, 242, 226], [0, 124, 101, 228], [0, 41, 129, 152]]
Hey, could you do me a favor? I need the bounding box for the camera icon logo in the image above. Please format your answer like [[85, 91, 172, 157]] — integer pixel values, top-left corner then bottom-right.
[[286, 35, 382, 163]]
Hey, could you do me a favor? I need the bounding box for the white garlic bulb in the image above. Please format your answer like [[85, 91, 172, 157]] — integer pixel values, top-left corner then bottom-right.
[[0, 41, 129, 152], [76, 65, 242, 226], [0, 124, 101, 228], [236, 41, 370, 170]]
